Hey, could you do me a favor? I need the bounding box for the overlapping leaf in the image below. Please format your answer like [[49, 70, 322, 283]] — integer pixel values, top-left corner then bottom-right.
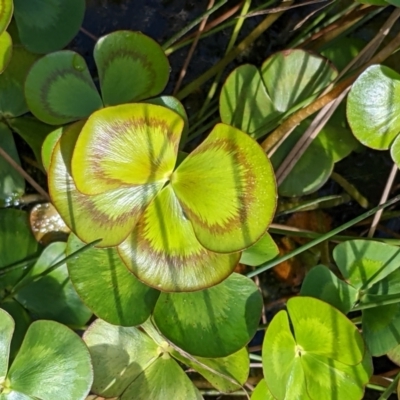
[[49, 103, 276, 291], [0, 31, 12, 73], [0, 0, 12, 35], [13, 0, 85, 54]]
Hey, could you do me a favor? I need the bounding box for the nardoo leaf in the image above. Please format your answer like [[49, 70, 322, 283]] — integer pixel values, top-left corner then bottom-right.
[[67, 233, 159, 326], [118, 184, 240, 292], [13, 0, 85, 54], [153, 273, 263, 357], [94, 30, 170, 106], [0, 309, 14, 379], [72, 103, 183, 195], [0, 31, 12, 74], [171, 123, 277, 253], [240, 231, 278, 267], [347, 65, 400, 150], [48, 121, 155, 247], [6, 320, 93, 400], [25, 51, 103, 125], [0, 0, 12, 35]]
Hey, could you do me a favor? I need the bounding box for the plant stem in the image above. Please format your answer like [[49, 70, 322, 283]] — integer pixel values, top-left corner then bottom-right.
[[247, 194, 400, 278], [378, 371, 400, 400]]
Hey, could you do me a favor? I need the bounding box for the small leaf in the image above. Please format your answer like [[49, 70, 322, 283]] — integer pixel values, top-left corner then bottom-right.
[[13, 0, 85, 54], [67, 233, 159, 326], [118, 185, 239, 291], [121, 355, 202, 400], [41, 127, 63, 173], [153, 273, 263, 357], [13, 242, 92, 326], [390, 133, 400, 168], [172, 123, 277, 253], [362, 303, 400, 356], [251, 379, 276, 400], [300, 265, 358, 314], [0, 123, 25, 205], [219, 64, 277, 137], [333, 239, 400, 290], [0, 0, 12, 35], [0, 31, 12, 74], [72, 103, 183, 195], [0, 209, 41, 291], [0, 46, 39, 117], [240, 231, 279, 267], [0, 308, 14, 378], [83, 319, 159, 398], [94, 30, 170, 106], [25, 51, 103, 125], [172, 347, 249, 392], [8, 116, 56, 170], [347, 65, 400, 150], [48, 121, 156, 247], [261, 49, 337, 113], [6, 320, 93, 400]]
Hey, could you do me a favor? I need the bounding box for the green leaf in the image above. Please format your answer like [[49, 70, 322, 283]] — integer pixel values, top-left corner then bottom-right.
[[362, 303, 400, 356], [153, 273, 263, 357], [25, 51, 103, 125], [263, 297, 368, 400], [0, 123, 25, 205], [67, 233, 159, 326], [13, 0, 85, 54], [172, 123, 277, 253], [121, 355, 202, 400], [8, 116, 56, 171], [6, 320, 92, 400], [41, 126, 63, 173], [251, 379, 276, 400], [13, 242, 92, 326], [94, 30, 170, 106], [261, 49, 337, 113], [172, 347, 249, 392], [0, 300, 31, 361], [48, 121, 156, 247], [0, 0, 12, 35], [387, 343, 400, 366], [347, 65, 400, 150], [219, 64, 277, 137], [333, 239, 400, 290], [0, 308, 14, 378], [72, 103, 182, 195], [0, 46, 39, 117], [83, 318, 159, 398], [118, 184, 239, 291], [390, 132, 400, 168], [0, 209, 41, 291], [240, 232, 279, 267], [271, 122, 334, 197], [300, 265, 358, 314], [0, 31, 12, 74]]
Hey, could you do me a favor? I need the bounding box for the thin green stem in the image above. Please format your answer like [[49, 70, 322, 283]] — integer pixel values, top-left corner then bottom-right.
[[352, 295, 400, 312], [378, 371, 400, 399], [162, 0, 228, 50], [0, 256, 39, 276], [247, 194, 400, 278]]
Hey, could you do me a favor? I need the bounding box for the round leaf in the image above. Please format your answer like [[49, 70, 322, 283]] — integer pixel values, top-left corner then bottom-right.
[[240, 231, 279, 267], [0, 209, 41, 291], [72, 103, 183, 195], [25, 51, 103, 125], [13, 242, 92, 326], [333, 239, 400, 290], [251, 379, 276, 400], [172, 123, 277, 253], [41, 127, 63, 173], [13, 0, 85, 54], [0, 308, 14, 379], [0, 0, 12, 35], [94, 30, 170, 106], [83, 318, 159, 397], [153, 273, 263, 357], [0, 46, 39, 117], [118, 185, 240, 292], [0, 31, 12, 74], [347, 64, 400, 150], [263, 297, 368, 400], [219, 64, 277, 137], [48, 121, 156, 247], [261, 49, 337, 113], [390, 133, 400, 168], [0, 123, 25, 205], [6, 320, 92, 400], [67, 233, 159, 326]]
